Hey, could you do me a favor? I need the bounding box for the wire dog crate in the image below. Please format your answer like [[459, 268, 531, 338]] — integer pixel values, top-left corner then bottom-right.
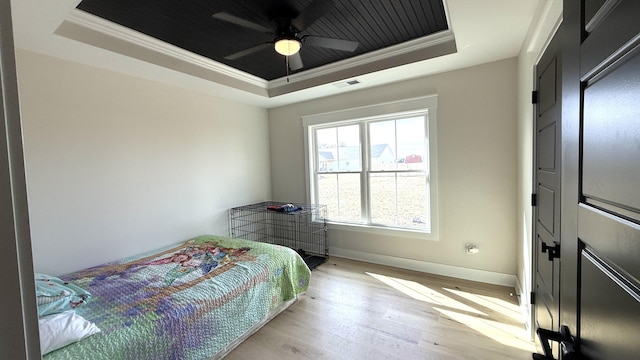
[[229, 201, 328, 270]]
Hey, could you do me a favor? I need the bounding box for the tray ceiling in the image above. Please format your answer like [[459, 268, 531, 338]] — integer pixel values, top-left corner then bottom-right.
[[75, 0, 450, 81], [11, 0, 542, 107]]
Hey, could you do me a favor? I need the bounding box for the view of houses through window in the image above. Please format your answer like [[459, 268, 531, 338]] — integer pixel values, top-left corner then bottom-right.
[[311, 113, 431, 231]]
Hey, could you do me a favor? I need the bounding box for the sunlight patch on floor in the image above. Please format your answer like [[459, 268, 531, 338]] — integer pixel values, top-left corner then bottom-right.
[[366, 272, 486, 315], [366, 271, 535, 353], [443, 287, 523, 322], [435, 307, 535, 352]]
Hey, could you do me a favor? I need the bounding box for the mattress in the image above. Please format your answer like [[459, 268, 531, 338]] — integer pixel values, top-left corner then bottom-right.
[[44, 235, 311, 359]]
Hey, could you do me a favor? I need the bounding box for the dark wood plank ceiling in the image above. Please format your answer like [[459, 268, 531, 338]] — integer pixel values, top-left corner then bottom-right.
[[76, 0, 448, 81]]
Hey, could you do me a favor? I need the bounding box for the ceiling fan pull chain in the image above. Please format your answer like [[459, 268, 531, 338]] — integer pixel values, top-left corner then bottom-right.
[[286, 56, 290, 83]]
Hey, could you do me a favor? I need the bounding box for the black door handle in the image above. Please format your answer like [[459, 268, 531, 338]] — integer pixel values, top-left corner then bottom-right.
[[541, 241, 560, 261], [533, 325, 578, 360]]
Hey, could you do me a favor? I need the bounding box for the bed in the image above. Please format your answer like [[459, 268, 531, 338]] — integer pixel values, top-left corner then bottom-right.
[[39, 234, 311, 359]]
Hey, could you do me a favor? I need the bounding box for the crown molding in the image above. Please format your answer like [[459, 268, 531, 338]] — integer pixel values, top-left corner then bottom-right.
[[63, 9, 268, 88], [268, 30, 456, 88], [267, 32, 456, 97], [59, 9, 455, 98]]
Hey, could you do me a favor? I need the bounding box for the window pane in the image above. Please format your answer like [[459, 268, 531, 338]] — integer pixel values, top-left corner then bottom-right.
[[317, 173, 361, 223], [369, 116, 426, 171], [370, 172, 428, 229], [397, 117, 426, 171], [336, 125, 361, 171], [315, 125, 360, 172], [369, 173, 397, 225], [316, 128, 337, 172], [369, 121, 397, 171]]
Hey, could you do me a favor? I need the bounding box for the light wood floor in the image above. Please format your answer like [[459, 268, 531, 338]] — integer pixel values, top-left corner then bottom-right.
[[225, 257, 535, 360]]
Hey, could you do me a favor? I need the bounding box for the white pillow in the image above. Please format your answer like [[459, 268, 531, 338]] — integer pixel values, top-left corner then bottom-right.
[[38, 310, 101, 355]]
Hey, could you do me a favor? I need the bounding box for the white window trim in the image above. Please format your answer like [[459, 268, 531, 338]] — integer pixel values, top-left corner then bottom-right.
[[302, 95, 439, 241]]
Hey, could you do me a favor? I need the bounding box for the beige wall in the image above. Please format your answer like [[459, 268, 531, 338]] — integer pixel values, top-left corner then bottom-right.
[[16, 50, 272, 275], [269, 58, 518, 283]]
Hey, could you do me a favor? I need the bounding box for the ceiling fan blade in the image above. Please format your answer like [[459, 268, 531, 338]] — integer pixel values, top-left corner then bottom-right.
[[288, 52, 304, 71], [303, 35, 359, 52], [224, 43, 272, 60], [291, 0, 335, 32], [212, 12, 272, 33]]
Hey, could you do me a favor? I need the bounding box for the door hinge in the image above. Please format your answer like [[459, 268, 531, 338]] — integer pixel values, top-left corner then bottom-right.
[[532, 90, 539, 104], [531, 193, 537, 207], [531, 292, 536, 305]]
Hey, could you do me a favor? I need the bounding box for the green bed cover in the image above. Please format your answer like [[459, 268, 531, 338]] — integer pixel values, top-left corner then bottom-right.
[[46, 235, 311, 360]]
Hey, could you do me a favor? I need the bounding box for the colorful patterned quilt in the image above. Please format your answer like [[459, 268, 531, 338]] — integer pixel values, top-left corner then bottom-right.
[[44, 235, 311, 360]]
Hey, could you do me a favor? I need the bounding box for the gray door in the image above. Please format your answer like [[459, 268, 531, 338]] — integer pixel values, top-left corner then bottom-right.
[[577, 0, 640, 358], [555, 1, 640, 359], [533, 29, 562, 358], [0, 0, 41, 356]]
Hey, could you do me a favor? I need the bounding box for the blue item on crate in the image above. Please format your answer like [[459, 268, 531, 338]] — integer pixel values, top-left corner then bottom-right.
[[267, 203, 301, 212]]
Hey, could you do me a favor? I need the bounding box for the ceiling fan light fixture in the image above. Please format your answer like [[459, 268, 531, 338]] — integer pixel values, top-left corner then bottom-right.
[[274, 37, 302, 56]]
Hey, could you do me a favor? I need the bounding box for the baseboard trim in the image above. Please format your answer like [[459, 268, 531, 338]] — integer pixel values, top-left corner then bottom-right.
[[330, 248, 517, 287], [515, 276, 534, 338]]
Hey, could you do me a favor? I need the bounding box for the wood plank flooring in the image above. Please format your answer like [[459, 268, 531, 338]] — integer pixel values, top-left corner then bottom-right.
[[225, 257, 535, 360]]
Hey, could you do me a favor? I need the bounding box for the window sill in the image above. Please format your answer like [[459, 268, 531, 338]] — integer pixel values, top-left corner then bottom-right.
[[327, 221, 438, 241]]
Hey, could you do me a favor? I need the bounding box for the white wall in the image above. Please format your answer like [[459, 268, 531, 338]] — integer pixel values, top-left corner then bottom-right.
[[16, 50, 272, 275], [269, 58, 518, 284]]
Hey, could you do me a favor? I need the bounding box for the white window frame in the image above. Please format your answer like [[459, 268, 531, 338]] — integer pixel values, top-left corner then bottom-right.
[[302, 95, 439, 240]]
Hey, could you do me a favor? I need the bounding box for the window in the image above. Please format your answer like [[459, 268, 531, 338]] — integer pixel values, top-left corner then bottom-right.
[[303, 96, 438, 237]]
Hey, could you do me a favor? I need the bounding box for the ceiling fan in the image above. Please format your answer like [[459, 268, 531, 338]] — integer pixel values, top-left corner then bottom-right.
[[211, 0, 359, 73]]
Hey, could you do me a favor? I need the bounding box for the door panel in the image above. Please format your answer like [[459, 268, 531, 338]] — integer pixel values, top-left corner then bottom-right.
[[538, 185, 555, 235], [539, 58, 557, 114], [580, 248, 640, 360], [581, 0, 640, 77], [537, 123, 556, 170], [582, 45, 640, 213], [578, 205, 640, 280], [584, 0, 607, 25]]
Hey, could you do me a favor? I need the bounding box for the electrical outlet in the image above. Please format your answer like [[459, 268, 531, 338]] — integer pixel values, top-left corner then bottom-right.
[[465, 243, 479, 254]]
